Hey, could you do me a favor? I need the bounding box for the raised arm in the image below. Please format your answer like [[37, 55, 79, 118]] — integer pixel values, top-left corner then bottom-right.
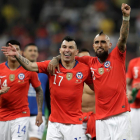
[[34, 85, 43, 127], [117, 3, 131, 52], [1, 43, 38, 72]]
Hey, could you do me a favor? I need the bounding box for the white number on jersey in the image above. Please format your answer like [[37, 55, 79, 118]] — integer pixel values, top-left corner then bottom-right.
[[0, 79, 7, 88], [134, 67, 139, 79], [53, 74, 63, 86]]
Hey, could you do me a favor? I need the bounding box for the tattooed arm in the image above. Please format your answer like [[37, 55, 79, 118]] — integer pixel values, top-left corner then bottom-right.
[[1, 43, 38, 72], [117, 3, 131, 52], [16, 53, 38, 72], [35, 85, 43, 126]]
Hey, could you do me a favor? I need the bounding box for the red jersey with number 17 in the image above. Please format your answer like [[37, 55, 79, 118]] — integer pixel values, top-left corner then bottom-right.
[[0, 62, 41, 121], [76, 46, 130, 120], [127, 57, 140, 108], [37, 60, 93, 124]]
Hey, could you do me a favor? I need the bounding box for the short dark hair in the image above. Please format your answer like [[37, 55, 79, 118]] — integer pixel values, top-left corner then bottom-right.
[[24, 43, 37, 51], [79, 48, 90, 54], [6, 40, 21, 48], [62, 36, 78, 49]]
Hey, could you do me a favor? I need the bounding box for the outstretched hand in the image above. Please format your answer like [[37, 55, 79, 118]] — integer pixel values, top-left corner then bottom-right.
[[1, 43, 17, 57], [121, 3, 131, 17]]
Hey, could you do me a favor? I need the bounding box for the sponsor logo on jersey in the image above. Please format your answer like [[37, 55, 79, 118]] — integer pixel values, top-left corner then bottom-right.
[[98, 68, 104, 75], [9, 74, 15, 81], [76, 72, 83, 79], [104, 61, 110, 68], [66, 73, 73, 80], [18, 73, 25, 80], [0, 75, 6, 78]]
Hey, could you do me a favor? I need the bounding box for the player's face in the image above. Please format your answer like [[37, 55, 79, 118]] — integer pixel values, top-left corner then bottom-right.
[[59, 40, 78, 62], [93, 35, 112, 60], [8, 45, 21, 61], [78, 52, 90, 57], [23, 46, 38, 62]]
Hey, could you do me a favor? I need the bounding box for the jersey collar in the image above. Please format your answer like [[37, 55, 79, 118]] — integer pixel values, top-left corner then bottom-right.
[[5, 61, 21, 69], [60, 60, 79, 69]]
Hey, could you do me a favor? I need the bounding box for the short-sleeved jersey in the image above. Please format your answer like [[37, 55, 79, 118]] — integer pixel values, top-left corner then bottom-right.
[[28, 73, 48, 115], [127, 57, 140, 108], [76, 46, 130, 120], [37, 60, 93, 124], [0, 62, 41, 121]]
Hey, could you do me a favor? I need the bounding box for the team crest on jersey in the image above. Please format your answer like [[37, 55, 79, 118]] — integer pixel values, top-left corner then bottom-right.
[[66, 73, 73, 80], [76, 72, 83, 79], [104, 61, 110, 68], [18, 73, 25, 80], [98, 68, 104, 75], [9, 74, 15, 81]]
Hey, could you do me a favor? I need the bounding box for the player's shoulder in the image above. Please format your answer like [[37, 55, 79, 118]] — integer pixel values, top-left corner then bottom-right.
[[129, 57, 140, 64], [0, 62, 6, 68], [77, 61, 90, 70]]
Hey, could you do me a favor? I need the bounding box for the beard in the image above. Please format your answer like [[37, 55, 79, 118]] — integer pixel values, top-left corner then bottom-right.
[[95, 50, 108, 62]]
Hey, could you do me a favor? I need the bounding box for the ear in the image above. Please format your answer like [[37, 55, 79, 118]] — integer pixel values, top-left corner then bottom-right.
[[59, 48, 61, 54], [23, 51, 26, 57], [75, 49, 79, 56], [109, 43, 112, 49]]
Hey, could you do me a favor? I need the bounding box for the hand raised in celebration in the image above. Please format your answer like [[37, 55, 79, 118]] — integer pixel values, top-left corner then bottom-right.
[[121, 3, 131, 17], [1, 43, 18, 57]]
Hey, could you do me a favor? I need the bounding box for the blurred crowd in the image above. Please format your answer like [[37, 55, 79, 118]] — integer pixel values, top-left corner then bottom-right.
[[0, 0, 140, 69]]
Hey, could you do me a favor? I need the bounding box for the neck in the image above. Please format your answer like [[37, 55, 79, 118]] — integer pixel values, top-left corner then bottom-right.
[[61, 60, 76, 69], [7, 60, 20, 70]]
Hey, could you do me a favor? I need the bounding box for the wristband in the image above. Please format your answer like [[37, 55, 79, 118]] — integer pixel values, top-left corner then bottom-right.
[[123, 16, 130, 21]]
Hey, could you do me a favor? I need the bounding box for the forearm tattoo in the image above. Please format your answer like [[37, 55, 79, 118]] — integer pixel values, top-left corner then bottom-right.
[[119, 20, 129, 44], [18, 54, 29, 65], [35, 86, 43, 112]]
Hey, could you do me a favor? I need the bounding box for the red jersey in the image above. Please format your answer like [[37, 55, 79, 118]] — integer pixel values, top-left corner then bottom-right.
[[76, 46, 130, 120], [37, 60, 93, 124], [0, 62, 41, 121], [127, 57, 140, 108]]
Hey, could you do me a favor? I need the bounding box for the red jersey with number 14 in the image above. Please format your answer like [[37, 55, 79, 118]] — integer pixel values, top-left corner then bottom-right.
[[37, 60, 93, 124], [76, 46, 130, 120], [0, 62, 41, 121]]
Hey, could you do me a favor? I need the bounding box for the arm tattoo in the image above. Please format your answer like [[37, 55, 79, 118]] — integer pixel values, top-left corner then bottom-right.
[[18, 54, 29, 65], [118, 20, 129, 51], [35, 86, 43, 112]]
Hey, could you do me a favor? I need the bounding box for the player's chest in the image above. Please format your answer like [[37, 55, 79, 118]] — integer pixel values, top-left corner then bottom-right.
[[0, 70, 30, 87], [50, 71, 87, 87]]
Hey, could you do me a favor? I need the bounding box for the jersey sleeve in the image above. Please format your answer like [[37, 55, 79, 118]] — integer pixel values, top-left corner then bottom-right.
[[75, 56, 91, 66], [127, 60, 133, 79], [30, 72, 41, 88], [84, 67, 93, 85], [37, 60, 51, 74], [111, 46, 126, 62]]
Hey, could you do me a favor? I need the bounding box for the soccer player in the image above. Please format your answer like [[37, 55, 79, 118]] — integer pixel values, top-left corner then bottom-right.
[[127, 58, 140, 139], [23, 43, 50, 140], [0, 40, 43, 140], [46, 3, 132, 140], [1, 36, 93, 140], [78, 49, 96, 140]]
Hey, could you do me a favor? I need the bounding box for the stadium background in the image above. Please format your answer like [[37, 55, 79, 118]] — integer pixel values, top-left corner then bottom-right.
[[0, 0, 139, 139]]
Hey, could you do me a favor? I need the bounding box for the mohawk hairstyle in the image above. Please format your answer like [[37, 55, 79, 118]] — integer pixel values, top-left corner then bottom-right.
[[99, 31, 104, 35], [6, 40, 21, 48]]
